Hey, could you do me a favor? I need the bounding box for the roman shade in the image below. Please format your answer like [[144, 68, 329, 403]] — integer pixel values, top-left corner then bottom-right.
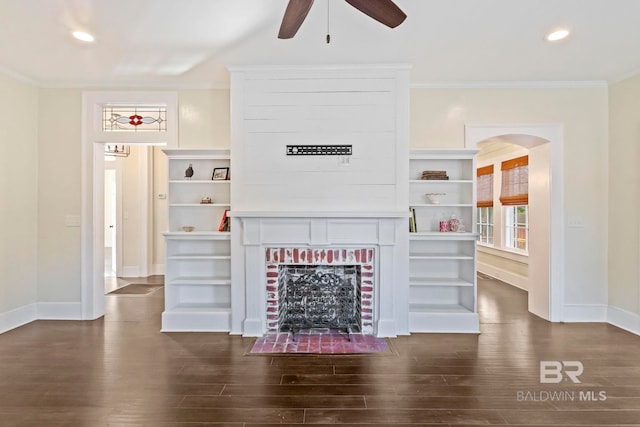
[[500, 155, 528, 206], [477, 165, 494, 207]]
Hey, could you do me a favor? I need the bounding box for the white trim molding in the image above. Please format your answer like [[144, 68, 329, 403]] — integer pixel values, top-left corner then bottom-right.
[[0, 304, 37, 334], [563, 304, 608, 322], [608, 306, 640, 336], [37, 303, 83, 320], [81, 91, 179, 321], [477, 262, 528, 292]]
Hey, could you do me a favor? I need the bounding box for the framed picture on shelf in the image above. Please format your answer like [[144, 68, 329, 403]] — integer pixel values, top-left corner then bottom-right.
[[212, 167, 229, 180]]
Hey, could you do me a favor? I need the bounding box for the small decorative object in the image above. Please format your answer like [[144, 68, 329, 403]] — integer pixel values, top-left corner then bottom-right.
[[212, 167, 229, 180], [200, 196, 212, 204], [181, 226, 195, 232], [448, 214, 460, 232], [426, 193, 445, 204], [457, 219, 466, 233], [439, 220, 448, 232], [185, 164, 194, 180]]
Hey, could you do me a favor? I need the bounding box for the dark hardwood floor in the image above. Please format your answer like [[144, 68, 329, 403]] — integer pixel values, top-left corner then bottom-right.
[[1, 276, 640, 426]]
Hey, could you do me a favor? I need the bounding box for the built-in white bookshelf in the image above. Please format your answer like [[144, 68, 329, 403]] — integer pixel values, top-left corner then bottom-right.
[[162, 149, 232, 332], [408, 149, 480, 333]]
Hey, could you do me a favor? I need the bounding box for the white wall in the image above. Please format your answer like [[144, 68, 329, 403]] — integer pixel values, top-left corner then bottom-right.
[[0, 73, 39, 331], [608, 74, 640, 332]]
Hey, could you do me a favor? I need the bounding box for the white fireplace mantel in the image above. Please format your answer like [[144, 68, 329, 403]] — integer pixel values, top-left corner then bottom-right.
[[229, 212, 410, 337], [230, 211, 410, 218]]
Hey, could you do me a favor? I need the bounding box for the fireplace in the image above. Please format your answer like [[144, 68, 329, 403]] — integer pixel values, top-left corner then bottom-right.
[[278, 265, 362, 335], [229, 213, 408, 337], [266, 247, 375, 335]]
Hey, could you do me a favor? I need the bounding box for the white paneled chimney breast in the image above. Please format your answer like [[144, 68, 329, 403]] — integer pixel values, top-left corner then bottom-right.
[[228, 65, 411, 337]]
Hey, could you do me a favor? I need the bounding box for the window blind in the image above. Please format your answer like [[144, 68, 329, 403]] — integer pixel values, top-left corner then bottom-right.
[[477, 165, 494, 207], [500, 155, 528, 206]]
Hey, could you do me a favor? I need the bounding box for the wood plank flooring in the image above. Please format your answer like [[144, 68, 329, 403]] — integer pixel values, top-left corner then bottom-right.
[[1, 276, 640, 426]]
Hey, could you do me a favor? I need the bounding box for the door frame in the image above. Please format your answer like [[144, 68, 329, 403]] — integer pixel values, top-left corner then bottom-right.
[[81, 91, 178, 320], [465, 123, 565, 322]]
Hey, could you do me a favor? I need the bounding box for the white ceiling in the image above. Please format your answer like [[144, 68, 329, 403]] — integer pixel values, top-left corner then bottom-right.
[[2, 0, 640, 88]]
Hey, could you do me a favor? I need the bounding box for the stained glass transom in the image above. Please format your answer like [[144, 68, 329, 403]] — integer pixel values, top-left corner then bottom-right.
[[102, 105, 167, 132]]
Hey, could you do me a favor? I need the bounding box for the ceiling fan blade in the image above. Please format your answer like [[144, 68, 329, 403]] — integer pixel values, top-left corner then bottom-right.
[[344, 0, 407, 28], [278, 0, 315, 39]]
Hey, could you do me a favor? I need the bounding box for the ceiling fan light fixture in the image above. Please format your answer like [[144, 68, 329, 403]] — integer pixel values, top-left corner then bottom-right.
[[72, 31, 95, 43], [546, 29, 570, 42]]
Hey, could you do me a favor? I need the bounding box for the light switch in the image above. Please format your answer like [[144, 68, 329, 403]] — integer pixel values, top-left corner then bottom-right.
[[65, 215, 81, 227], [567, 215, 585, 228]]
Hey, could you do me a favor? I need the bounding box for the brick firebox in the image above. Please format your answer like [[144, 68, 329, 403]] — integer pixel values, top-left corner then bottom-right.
[[265, 247, 375, 335]]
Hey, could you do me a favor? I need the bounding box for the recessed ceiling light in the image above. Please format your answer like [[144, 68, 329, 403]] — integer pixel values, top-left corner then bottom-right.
[[72, 31, 95, 43], [546, 29, 570, 42]]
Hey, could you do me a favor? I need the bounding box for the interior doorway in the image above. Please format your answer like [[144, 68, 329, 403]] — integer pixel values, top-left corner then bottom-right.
[[81, 91, 178, 320], [466, 124, 565, 322]]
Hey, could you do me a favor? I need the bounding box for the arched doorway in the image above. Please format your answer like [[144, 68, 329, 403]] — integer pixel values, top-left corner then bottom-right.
[[466, 124, 565, 321]]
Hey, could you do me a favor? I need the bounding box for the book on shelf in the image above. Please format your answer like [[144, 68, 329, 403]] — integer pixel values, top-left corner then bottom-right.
[[421, 170, 449, 180], [409, 207, 417, 233], [218, 209, 230, 232]]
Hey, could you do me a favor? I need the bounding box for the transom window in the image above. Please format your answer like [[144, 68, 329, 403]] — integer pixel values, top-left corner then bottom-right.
[[102, 105, 167, 132]]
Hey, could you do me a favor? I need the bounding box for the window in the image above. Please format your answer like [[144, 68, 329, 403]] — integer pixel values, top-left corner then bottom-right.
[[476, 165, 494, 244], [504, 205, 528, 251], [501, 155, 528, 252], [477, 207, 494, 244], [102, 105, 167, 132]]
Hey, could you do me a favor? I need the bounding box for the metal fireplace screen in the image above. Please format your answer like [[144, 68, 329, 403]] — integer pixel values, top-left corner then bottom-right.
[[278, 265, 362, 334]]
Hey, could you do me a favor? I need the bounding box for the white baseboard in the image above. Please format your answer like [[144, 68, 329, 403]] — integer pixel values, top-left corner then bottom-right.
[[1, 302, 85, 335], [607, 305, 640, 336], [477, 262, 528, 291], [37, 302, 83, 320], [152, 263, 165, 276], [0, 303, 37, 334], [563, 304, 608, 322]]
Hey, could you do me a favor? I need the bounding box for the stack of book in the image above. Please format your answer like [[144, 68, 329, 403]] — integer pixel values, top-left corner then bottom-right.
[[421, 170, 448, 180]]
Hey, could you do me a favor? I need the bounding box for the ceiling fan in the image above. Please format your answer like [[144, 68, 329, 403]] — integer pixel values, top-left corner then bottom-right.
[[278, 0, 407, 39]]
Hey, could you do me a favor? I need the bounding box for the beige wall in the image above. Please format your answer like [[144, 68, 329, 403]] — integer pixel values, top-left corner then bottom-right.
[[608, 75, 640, 314], [0, 74, 39, 314], [37, 89, 83, 302], [411, 87, 609, 307], [179, 89, 230, 148]]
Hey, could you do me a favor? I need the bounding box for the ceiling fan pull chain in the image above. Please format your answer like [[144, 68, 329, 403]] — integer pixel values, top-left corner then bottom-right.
[[326, 0, 331, 43]]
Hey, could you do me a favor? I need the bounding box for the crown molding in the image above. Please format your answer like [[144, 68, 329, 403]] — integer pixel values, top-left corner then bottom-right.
[[410, 80, 608, 89], [0, 66, 38, 86]]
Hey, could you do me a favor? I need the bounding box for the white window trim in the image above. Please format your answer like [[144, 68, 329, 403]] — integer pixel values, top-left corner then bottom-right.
[[503, 205, 529, 254]]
